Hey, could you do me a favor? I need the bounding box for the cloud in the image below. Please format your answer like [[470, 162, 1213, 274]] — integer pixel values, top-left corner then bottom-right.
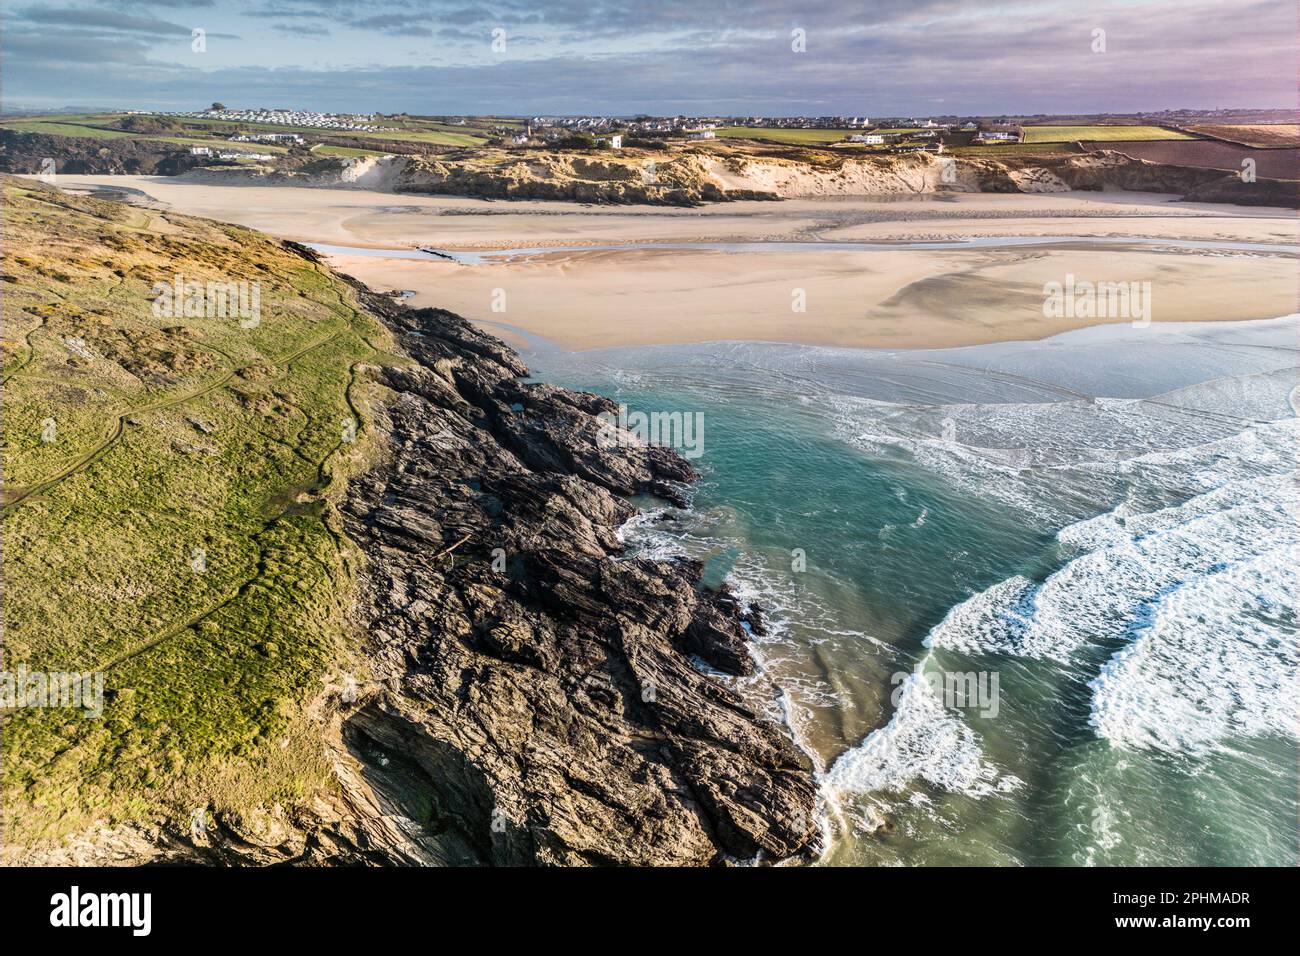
[[15, 5, 237, 38], [2, 0, 1294, 113], [272, 22, 331, 37]]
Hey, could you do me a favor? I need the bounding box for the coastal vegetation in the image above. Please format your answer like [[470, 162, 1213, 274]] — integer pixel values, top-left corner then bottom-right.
[[1021, 124, 1195, 142], [0, 174, 823, 864], [1187, 123, 1300, 147], [0, 111, 494, 154], [714, 126, 856, 144], [0, 176, 398, 849]]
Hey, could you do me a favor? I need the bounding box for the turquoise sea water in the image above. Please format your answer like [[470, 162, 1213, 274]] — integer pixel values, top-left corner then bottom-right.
[[516, 316, 1300, 866]]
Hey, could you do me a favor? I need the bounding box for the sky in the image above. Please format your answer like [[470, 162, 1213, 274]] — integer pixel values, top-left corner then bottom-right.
[[2, 0, 1296, 116]]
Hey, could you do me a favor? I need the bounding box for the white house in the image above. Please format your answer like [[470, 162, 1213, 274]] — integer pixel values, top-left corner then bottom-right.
[[687, 129, 716, 139], [850, 133, 885, 144]]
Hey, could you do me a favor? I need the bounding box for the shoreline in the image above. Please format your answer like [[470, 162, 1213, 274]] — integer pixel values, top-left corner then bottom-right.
[[322, 244, 1296, 351], [50, 174, 1300, 352], [554, 311, 1299, 865], [333, 284, 823, 865]]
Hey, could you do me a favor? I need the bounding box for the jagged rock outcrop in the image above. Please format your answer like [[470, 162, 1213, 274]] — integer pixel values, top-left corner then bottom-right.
[[327, 299, 822, 865]]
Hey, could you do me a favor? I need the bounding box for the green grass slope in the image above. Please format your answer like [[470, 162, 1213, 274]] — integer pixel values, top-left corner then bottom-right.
[[1, 177, 400, 850]]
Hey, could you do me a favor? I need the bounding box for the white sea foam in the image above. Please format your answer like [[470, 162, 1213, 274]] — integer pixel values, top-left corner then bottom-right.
[[1089, 548, 1300, 756], [582, 324, 1299, 858], [927, 472, 1299, 663], [826, 662, 1021, 798], [922, 575, 1037, 657], [827, 370, 1299, 528], [615, 501, 888, 756]]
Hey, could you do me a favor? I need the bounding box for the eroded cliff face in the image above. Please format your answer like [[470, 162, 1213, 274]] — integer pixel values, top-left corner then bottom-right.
[[171, 147, 1295, 207], [705, 149, 1296, 204], [174, 152, 776, 204]]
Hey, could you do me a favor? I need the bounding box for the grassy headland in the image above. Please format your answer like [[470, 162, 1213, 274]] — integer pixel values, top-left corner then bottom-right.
[[1, 176, 401, 851]]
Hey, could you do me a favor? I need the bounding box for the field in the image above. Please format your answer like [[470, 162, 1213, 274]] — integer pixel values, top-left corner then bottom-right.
[[151, 115, 489, 147], [1, 120, 136, 139], [714, 126, 855, 144], [1079, 139, 1300, 179], [1022, 125, 1195, 143], [0, 177, 402, 850], [947, 142, 1075, 157], [312, 144, 392, 158], [1189, 124, 1300, 148], [0, 112, 493, 156]]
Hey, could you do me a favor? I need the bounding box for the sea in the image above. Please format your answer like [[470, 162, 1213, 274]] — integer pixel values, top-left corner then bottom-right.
[[510, 314, 1300, 866]]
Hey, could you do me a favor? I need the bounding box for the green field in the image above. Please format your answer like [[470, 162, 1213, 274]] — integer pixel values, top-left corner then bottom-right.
[[1, 177, 401, 850], [0, 116, 291, 154], [163, 115, 487, 147], [1, 112, 495, 158], [714, 126, 855, 144], [356, 127, 485, 147], [948, 142, 1075, 156], [1022, 125, 1195, 143], [1, 120, 136, 139], [312, 144, 391, 158]]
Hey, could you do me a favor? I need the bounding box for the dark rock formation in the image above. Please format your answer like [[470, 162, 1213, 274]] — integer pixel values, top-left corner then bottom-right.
[[1019, 150, 1298, 207], [0, 130, 203, 176], [14, 244, 820, 868], [328, 299, 822, 865]]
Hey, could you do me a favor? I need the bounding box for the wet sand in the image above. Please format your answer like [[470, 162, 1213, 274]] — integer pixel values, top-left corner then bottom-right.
[[54, 175, 1299, 350]]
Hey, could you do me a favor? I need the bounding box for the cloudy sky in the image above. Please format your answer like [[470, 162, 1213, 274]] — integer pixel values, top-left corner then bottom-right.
[[3, 0, 1295, 115]]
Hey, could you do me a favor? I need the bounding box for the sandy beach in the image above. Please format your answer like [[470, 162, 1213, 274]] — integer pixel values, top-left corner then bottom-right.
[[56, 175, 1299, 350]]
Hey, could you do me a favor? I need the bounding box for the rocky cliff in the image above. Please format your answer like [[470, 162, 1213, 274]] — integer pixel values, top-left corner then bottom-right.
[[705, 149, 1297, 205], [0, 129, 203, 176], [171, 146, 1296, 207], [176, 151, 778, 205], [25, 265, 822, 867], [327, 293, 822, 865]]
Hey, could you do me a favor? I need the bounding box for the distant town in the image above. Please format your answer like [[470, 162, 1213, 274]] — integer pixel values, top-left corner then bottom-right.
[[90, 103, 1290, 160], [3, 103, 1292, 179]]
